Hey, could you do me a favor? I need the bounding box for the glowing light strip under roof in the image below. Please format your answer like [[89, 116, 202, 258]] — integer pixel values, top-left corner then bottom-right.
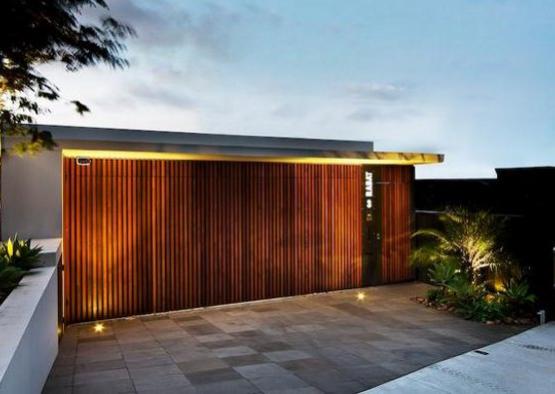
[[62, 149, 444, 165]]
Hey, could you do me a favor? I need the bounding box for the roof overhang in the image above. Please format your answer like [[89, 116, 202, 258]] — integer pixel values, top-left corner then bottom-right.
[[35, 124, 374, 153], [62, 149, 443, 165]]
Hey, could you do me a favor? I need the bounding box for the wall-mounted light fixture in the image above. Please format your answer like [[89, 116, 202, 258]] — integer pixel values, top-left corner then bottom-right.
[[76, 157, 92, 166]]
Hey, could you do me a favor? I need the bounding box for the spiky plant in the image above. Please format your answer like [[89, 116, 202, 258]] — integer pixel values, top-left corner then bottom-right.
[[0, 236, 42, 300], [0, 235, 42, 270]]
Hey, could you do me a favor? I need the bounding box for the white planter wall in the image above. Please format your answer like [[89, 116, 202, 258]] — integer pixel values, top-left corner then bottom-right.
[[0, 240, 61, 394]]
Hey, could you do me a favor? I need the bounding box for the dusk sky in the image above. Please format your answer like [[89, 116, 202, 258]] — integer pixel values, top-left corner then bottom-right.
[[37, 0, 555, 178]]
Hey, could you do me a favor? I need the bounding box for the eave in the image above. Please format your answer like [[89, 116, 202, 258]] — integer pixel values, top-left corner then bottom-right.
[[62, 149, 443, 165]]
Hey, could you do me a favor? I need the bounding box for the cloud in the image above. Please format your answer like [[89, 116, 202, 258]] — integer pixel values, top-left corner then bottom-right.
[[339, 81, 414, 123], [90, 0, 282, 61], [241, 1, 283, 27], [182, 2, 243, 60], [125, 83, 195, 109], [344, 82, 406, 101], [271, 103, 306, 119], [82, 1, 171, 43], [347, 108, 379, 122], [347, 106, 421, 123], [118, 1, 238, 59]]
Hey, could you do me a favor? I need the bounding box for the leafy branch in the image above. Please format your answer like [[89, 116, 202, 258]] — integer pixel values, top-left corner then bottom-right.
[[0, 0, 135, 154]]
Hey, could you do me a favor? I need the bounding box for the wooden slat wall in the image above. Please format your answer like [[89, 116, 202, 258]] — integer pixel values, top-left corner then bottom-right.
[[379, 166, 414, 283], [63, 159, 363, 323]]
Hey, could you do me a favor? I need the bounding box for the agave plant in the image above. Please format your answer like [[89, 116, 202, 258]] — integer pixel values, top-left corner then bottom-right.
[[425, 259, 462, 305], [0, 236, 42, 299], [0, 265, 25, 292], [411, 208, 505, 282], [500, 279, 536, 316], [427, 259, 461, 287], [0, 235, 42, 270]]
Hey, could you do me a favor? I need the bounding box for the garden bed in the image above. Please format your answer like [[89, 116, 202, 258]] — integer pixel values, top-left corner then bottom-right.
[[410, 293, 536, 326], [411, 208, 538, 326], [0, 236, 45, 306]]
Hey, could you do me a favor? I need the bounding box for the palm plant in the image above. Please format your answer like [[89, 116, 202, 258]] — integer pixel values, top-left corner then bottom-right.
[[411, 208, 504, 282], [412, 208, 537, 323]]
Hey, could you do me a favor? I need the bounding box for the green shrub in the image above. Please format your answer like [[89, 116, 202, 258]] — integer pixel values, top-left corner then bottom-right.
[[0, 236, 42, 300], [0, 265, 25, 292], [0, 236, 42, 270], [426, 287, 446, 305], [412, 208, 539, 324], [445, 276, 484, 301], [425, 260, 463, 306], [443, 276, 503, 321], [500, 279, 536, 317], [455, 295, 505, 322], [428, 259, 460, 287]]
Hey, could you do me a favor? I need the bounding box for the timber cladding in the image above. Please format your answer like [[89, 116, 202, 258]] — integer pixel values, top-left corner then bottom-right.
[[63, 158, 413, 323], [379, 166, 415, 283]]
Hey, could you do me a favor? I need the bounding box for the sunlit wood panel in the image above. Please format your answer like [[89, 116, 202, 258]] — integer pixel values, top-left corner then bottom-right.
[[63, 159, 365, 323]]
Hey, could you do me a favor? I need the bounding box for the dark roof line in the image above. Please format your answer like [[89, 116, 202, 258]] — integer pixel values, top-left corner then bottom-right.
[[34, 124, 374, 153]]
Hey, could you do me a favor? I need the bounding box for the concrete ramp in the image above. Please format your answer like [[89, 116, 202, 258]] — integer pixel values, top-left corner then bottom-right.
[[364, 323, 555, 394]]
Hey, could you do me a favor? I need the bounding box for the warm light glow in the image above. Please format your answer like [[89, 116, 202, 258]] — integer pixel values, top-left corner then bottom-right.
[[494, 280, 505, 292], [93, 323, 105, 333], [357, 292, 366, 301], [62, 149, 444, 165]]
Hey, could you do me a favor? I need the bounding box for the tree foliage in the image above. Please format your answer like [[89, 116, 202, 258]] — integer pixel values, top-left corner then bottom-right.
[[0, 0, 135, 154]]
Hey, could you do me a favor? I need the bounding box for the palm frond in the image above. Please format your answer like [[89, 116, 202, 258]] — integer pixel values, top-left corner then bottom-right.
[[410, 244, 448, 268], [411, 228, 449, 243]]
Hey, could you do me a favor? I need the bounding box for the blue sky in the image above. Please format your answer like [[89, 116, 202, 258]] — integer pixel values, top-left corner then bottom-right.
[[38, 0, 555, 178]]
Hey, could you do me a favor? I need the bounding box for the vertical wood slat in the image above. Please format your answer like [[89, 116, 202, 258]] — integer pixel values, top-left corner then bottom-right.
[[63, 158, 365, 323], [379, 165, 415, 283]]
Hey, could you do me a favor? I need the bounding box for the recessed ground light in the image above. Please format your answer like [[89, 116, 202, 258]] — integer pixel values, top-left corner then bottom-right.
[[93, 323, 105, 333], [357, 292, 366, 301]]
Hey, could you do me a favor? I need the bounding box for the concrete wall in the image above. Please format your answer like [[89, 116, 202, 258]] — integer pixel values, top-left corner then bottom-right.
[[0, 241, 61, 394], [1, 149, 62, 239], [0, 269, 59, 393]]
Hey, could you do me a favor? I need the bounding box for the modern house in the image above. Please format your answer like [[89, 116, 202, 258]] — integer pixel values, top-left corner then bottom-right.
[[1, 125, 443, 324]]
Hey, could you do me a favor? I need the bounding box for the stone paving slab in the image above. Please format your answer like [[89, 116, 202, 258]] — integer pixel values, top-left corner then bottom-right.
[[43, 283, 526, 394]]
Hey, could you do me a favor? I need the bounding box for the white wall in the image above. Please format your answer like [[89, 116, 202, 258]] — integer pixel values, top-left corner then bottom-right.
[[0, 244, 60, 394], [1, 149, 62, 239]]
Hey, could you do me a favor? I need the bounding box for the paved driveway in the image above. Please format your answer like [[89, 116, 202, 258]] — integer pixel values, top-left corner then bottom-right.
[[44, 283, 524, 394]]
